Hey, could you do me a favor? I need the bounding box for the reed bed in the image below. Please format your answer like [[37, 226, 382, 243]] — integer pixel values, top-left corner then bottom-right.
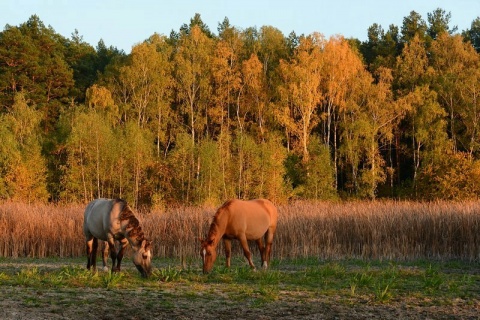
[[0, 200, 479, 261]]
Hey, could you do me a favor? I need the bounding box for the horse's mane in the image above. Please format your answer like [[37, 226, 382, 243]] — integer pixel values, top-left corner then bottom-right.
[[206, 199, 233, 241], [116, 199, 146, 244]]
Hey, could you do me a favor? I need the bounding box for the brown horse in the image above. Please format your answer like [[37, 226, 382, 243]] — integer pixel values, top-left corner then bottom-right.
[[199, 199, 278, 273], [83, 198, 152, 278]]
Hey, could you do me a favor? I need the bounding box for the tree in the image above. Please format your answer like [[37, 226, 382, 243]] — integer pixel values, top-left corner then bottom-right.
[[302, 135, 337, 200], [211, 30, 243, 199], [463, 17, 480, 52], [0, 15, 74, 132], [180, 13, 215, 39], [361, 24, 400, 74], [95, 39, 125, 74], [338, 67, 402, 199], [122, 121, 154, 207], [427, 8, 457, 40], [402, 86, 449, 191], [118, 37, 172, 128], [401, 11, 428, 44], [277, 34, 324, 162], [195, 138, 223, 205], [258, 26, 288, 78], [257, 133, 289, 203], [211, 27, 242, 135], [430, 33, 480, 153], [321, 36, 368, 189], [394, 34, 440, 191], [238, 53, 268, 138], [395, 34, 429, 94], [174, 25, 214, 144], [416, 151, 480, 200], [0, 93, 48, 202], [167, 131, 195, 203], [64, 29, 98, 102], [63, 108, 116, 202], [358, 68, 401, 198], [362, 23, 384, 67]]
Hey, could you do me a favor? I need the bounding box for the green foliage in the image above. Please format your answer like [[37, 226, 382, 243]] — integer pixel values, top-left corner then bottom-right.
[[1, 12, 480, 205], [0, 93, 48, 202], [167, 131, 195, 203], [416, 152, 480, 200], [301, 136, 337, 200], [195, 138, 223, 205], [100, 271, 124, 289], [64, 110, 107, 199], [423, 264, 444, 293], [152, 266, 182, 282]]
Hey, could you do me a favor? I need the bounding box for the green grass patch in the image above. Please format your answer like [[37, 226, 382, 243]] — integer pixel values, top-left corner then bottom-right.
[[1, 257, 479, 308]]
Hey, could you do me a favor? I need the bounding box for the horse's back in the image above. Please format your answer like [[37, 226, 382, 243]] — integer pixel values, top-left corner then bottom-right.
[[83, 198, 118, 241], [225, 199, 277, 239], [255, 199, 278, 226]]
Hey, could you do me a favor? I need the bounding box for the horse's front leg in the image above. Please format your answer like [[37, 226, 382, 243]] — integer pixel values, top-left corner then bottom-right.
[[224, 238, 232, 268], [238, 235, 255, 270], [107, 239, 118, 273], [101, 241, 109, 271], [114, 239, 129, 272]]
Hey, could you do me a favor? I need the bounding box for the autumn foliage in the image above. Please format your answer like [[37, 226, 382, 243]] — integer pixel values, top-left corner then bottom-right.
[[1, 10, 480, 206]]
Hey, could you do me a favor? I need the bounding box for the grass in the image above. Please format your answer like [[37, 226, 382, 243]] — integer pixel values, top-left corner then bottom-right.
[[0, 257, 479, 319], [1, 257, 477, 299]]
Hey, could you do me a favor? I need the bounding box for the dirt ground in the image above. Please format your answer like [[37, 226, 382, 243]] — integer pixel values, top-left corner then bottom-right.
[[1, 285, 479, 320], [1, 260, 479, 319]]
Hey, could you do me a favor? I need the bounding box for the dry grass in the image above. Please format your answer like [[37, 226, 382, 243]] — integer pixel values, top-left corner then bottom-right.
[[0, 202, 84, 258], [275, 201, 480, 260], [1, 200, 479, 261]]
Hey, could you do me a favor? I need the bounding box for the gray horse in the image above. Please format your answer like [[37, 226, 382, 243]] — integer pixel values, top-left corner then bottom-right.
[[83, 198, 152, 278]]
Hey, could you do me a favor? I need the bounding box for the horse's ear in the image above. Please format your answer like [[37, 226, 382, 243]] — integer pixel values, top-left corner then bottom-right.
[[144, 240, 152, 250]]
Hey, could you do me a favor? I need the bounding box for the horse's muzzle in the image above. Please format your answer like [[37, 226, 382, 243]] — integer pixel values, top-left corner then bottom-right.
[[136, 265, 151, 278]]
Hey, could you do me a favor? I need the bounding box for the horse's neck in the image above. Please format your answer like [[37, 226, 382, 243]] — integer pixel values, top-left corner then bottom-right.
[[125, 233, 142, 249], [208, 213, 227, 246], [120, 220, 144, 250]]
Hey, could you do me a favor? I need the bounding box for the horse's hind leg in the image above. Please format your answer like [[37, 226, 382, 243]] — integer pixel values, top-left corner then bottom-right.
[[224, 238, 232, 268], [264, 227, 276, 269], [87, 238, 98, 272], [86, 238, 94, 270], [256, 238, 266, 268]]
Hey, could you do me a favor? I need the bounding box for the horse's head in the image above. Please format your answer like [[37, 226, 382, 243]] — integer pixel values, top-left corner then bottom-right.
[[199, 238, 217, 274], [133, 239, 152, 278]]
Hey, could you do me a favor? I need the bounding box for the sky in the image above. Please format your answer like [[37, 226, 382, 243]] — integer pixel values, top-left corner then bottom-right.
[[2, 0, 480, 53]]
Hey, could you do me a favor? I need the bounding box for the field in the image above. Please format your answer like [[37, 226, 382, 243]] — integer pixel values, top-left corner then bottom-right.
[[1, 201, 480, 319], [0, 257, 479, 319]]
